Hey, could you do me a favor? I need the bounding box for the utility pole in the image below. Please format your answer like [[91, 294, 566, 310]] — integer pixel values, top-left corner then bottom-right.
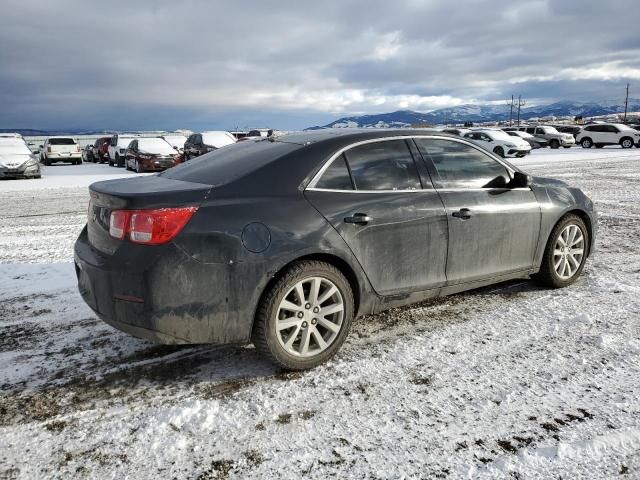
[[516, 95, 526, 126], [506, 95, 514, 126], [624, 83, 630, 123]]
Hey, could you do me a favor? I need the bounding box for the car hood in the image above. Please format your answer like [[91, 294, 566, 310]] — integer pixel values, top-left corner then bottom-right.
[[0, 153, 31, 168], [531, 176, 569, 187]]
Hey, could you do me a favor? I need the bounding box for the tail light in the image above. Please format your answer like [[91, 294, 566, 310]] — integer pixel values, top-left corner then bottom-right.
[[47, 146, 52, 153], [109, 207, 197, 245], [76, 145, 81, 152]]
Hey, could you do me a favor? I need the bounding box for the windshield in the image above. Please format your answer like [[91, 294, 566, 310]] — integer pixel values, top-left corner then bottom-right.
[[161, 138, 299, 186], [0, 140, 31, 155], [48, 138, 76, 145], [162, 136, 187, 147], [202, 132, 236, 148], [138, 138, 176, 154], [486, 130, 513, 141]]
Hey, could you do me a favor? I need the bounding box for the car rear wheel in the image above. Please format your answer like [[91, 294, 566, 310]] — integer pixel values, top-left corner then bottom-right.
[[580, 138, 592, 148], [252, 260, 354, 370], [620, 137, 634, 149], [534, 214, 589, 288], [493, 146, 505, 157]]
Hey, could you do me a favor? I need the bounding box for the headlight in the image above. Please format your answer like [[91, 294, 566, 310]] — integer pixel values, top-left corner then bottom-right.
[[505, 143, 516, 148]]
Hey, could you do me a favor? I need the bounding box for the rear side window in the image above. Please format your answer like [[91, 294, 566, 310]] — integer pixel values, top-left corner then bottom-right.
[[415, 138, 509, 189], [314, 154, 353, 190], [344, 140, 421, 191], [48, 138, 76, 145]]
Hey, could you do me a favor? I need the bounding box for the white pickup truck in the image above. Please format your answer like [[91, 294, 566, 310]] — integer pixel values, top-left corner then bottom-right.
[[40, 137, 82, 165], [107, 134, 139, 167]]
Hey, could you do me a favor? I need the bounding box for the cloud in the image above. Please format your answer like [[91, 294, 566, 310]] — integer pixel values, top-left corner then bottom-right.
[[0, 0, 638, 129]]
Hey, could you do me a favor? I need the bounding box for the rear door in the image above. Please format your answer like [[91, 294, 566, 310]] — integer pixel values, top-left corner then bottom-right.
[[414, 137, 541, 284], [305, 138, 448, 295]]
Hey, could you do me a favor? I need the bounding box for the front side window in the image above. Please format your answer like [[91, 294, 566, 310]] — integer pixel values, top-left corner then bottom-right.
[[314, 154, 354, 190], [344, 140, 422, 191], [415, 138, 510, 189]]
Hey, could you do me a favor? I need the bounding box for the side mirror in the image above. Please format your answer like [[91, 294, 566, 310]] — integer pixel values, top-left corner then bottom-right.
[[32, 149, 40, 155], [510, 171, 532, 188]]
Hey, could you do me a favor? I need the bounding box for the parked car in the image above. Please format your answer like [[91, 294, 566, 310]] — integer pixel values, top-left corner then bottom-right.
[[125, 137, 181, 173], [108, 134, 139, 167], [0, 136, 41, 179], [505, 130, 549, 149], [74, 129, 595, 370], [555, 125, 582, 140], [41, 137, 82, 165], [82, 145, 94, 163], [515, 126, 575, 149], [160, 135, 188, 153], [92, 137, 111, 164], [183, 131, 236, 160], [441, 128, 471, 136], [576, 123, 640, 149], [463, 129, 531, 157]]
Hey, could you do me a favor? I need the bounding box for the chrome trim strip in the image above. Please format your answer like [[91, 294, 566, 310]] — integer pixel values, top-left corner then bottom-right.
[[306, 187, 532, 194], [305, 134, 516, 191]]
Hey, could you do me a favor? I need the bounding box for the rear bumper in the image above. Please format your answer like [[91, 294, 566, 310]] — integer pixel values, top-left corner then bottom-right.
[[74, 226, 257, 345], [46, 153, 81, 160]]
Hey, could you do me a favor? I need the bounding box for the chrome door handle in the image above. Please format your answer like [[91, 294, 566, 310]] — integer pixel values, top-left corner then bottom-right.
[[452, 208, 471, 219], [344, 213, 372, 225]]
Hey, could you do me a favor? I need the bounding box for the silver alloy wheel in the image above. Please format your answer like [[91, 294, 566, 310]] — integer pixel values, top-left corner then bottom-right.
[[622, 138, 633, 148], [276, 276, 344, 357], [553, 224, 585, 280]]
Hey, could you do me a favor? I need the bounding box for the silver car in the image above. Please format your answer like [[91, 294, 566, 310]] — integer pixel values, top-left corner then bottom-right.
[[0, 136, 41, 179]]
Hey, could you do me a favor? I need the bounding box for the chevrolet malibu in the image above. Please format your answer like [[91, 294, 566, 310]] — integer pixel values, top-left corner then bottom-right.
[[74, 130, 596, 370]]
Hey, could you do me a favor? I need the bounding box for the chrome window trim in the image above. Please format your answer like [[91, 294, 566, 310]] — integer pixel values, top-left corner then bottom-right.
[[307, 187, 532, 194], [305, 135, 517, 192]]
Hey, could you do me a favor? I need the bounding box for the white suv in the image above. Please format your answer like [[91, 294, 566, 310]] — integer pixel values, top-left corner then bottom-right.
[[463, 129, 531, 158], [576, 123, 640, 149], [108, 134, 139, 167], [516, 126, 575, 149]]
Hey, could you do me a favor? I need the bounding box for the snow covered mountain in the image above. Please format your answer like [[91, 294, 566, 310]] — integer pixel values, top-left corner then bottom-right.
[[307, 99, 640, 129]]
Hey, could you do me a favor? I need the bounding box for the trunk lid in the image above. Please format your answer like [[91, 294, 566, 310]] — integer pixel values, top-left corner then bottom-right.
[[87, 176, 211, 254]]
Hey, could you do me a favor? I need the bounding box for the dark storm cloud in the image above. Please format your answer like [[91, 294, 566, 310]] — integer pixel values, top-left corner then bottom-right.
[[0, 0, 638, 130]]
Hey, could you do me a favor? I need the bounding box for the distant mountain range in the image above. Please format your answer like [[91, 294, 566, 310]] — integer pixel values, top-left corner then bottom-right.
[[306, 99, 640, 129]]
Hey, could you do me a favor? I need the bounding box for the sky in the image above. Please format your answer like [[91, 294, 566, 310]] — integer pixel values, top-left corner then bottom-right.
[[1, 0, 639, 131]]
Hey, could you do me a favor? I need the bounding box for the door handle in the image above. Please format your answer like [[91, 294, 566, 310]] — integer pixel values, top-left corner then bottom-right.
[[452, 208, 471, 220], [344, 213, 372, 225]]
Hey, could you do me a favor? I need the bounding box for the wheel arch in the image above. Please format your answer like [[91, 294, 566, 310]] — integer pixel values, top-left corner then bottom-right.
[[554, 209, 594, 257], [250, 252, 365, 336]]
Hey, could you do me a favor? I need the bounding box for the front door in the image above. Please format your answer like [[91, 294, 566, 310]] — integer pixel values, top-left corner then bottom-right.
[[305, 139, 448, 296], [414, 137, 541, 284]]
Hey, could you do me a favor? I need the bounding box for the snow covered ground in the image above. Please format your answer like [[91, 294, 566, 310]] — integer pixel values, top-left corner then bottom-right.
[[1, 148, 639, 479]]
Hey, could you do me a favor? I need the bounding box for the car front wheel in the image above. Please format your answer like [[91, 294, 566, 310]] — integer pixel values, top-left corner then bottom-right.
[[534, 214, 589, 288], [493, 146, 505, 157], [550, 139, 560, 149], [620, 137, 634, 149], [252, 261, 354, 370]]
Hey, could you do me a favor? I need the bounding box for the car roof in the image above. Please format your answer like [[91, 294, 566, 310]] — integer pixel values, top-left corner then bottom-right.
[[272, 128, 453, 146]]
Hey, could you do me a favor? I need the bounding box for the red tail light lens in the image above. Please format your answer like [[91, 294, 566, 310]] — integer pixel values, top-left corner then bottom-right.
[[109, 207, 197, 245], [47, 146, 52, 153]]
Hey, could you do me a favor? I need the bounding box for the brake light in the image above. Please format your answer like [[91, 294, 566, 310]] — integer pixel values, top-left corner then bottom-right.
[[47, 146, 52, 153], [109, 207, 197, 245], [76, 145, 81, 152]]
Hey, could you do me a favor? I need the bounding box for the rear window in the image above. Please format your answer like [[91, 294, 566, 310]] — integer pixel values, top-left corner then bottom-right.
[[48, 138, 76, 145], [161, 139, 300, 186]]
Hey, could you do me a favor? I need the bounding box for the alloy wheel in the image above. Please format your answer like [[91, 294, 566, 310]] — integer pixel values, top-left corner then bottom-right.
[[553, 224, 585, 280], [275, 276, 344, 357]]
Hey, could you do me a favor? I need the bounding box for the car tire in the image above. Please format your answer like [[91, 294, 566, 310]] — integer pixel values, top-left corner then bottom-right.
[[534, 213, 589, 289], [252, 260, 354, 370], [550, 139, 560, 149], [563, 146, 571, 149], [493, 146, 505, 157], [580, 138, 592, 148], [620, 137, 634, 149], [135, 160, 144, 173]]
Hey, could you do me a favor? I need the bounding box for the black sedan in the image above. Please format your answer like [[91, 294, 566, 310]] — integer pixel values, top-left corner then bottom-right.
[[75, 129, 596, 370]]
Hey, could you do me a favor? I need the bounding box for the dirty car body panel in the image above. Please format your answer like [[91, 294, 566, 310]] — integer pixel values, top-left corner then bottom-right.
[[74, 129, 596, 346]]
